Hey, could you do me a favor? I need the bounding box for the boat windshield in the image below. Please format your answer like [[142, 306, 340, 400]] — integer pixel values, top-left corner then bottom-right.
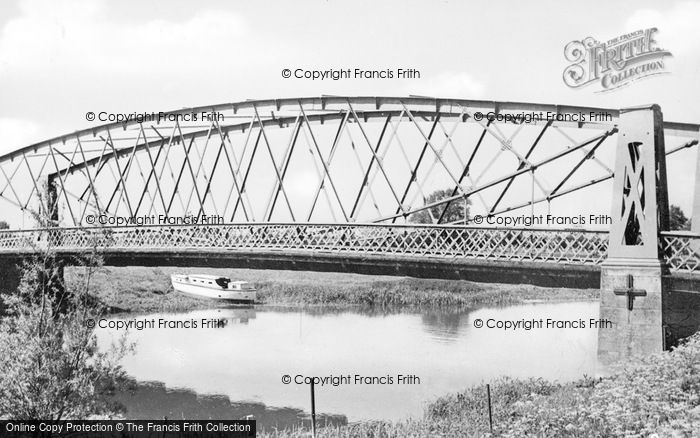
[[214, 277, 230, 288]]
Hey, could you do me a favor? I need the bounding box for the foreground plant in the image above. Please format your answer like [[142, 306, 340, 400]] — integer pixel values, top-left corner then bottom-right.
[[0, 224, 130, 420]]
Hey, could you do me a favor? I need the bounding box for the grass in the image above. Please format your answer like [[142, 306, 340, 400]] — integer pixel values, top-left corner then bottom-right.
[[64, 266, 599, 314], [258, 333, 700, 437]]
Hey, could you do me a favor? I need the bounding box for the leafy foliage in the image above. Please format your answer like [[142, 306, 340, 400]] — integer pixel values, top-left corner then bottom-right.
[[669, 204, 691, 231], [409, 188, 471, 224], [0, 226, 130, 420], [499, 334, 700, 437]]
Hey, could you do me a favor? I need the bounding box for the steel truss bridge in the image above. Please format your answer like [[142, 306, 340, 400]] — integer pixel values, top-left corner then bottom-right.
[[0, 97, 699, 287]]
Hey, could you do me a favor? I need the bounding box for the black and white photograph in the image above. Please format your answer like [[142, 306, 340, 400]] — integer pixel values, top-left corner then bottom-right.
[[0, 1, 699, 436]]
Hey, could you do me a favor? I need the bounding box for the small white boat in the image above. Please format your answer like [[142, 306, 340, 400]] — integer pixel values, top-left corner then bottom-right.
[[171, 274, 256, 303]]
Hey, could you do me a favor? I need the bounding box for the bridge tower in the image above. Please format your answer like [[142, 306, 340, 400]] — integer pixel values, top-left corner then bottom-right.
[[597, 105, 671, 366]]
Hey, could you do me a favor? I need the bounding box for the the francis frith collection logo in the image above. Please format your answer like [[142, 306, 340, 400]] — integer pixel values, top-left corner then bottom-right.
[[563, 28, 672, 92]]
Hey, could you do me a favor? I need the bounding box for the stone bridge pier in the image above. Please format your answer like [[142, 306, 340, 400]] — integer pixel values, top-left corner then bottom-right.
[[598, 105, 700, 367]]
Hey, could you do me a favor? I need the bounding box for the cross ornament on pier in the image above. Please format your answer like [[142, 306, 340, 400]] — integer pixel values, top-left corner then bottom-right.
[[613, 274, 647, 311]]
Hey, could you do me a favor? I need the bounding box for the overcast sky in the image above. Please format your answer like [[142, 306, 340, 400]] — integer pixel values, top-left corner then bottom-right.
[[0, 0, 699, 222], [1, 0, 699, 151]]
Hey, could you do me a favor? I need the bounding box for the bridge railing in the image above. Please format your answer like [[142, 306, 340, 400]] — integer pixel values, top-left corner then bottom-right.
[[0, 223, 611, 266], [661, 231, 700, 274], [1, 224, 699, 273]]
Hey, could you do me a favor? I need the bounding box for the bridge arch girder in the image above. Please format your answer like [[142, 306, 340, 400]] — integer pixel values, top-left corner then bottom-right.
[[0, 96, 697, 230]]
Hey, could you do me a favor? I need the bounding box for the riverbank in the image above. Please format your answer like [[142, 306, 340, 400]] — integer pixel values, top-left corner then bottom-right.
[[65, 266, 599, 313], [259, 333, 700, 437]]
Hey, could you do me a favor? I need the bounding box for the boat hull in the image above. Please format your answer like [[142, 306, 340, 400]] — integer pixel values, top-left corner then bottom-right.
[[171, 276, 256, 303]]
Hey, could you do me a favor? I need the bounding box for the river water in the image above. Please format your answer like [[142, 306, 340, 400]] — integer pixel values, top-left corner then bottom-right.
[[96, 301, 600, 429]]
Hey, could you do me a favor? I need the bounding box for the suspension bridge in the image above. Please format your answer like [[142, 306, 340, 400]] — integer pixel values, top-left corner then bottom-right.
[[0, 96, 699, 362]]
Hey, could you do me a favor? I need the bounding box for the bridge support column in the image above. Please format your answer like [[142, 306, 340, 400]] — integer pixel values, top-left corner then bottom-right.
[[598, 105, 671, 367], [669, 125, 700, 344], [43, 175, 59, 225], [692, 127, 700, 234]]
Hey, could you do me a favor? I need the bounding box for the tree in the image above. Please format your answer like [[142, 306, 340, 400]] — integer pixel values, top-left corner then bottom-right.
[[0, 213, 130, 419], [409, 188, 471, 224], [0, 220, 8, 229], [669, 204, 691, 231]]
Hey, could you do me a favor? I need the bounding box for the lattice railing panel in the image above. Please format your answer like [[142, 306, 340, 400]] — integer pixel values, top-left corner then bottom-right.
[[661, 232, 700, 274], [3, 225, 699, 273], [0, 224, 610, 266]]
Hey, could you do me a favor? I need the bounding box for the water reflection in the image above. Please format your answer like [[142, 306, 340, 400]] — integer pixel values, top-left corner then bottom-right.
[[115, 381, 346, 430], [419, 310, 465, 343], [97, 301, 599, 428]]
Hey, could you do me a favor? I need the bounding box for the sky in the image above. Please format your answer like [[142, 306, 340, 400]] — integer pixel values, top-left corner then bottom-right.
[[0, 0, 699, 221]]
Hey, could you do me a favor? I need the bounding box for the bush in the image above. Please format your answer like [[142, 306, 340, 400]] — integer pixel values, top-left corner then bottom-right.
[[503, 333, 700, 436], [0, 232, 131, 420]]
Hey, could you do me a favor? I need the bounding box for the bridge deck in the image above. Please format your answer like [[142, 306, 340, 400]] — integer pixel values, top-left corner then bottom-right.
[[1, 224, 698, 289]]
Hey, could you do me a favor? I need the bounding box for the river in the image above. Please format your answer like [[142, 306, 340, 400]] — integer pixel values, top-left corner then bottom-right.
[[96, 300, 600, 429]]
